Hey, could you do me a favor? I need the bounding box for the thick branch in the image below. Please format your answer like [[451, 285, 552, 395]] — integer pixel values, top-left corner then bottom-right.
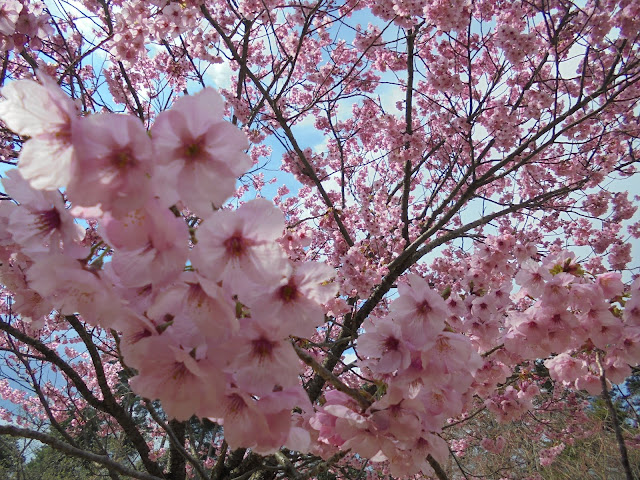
[[274, 451, 302, 480], [168, 420, 187, 480], [427, 454, 449, 480], [64, 316, 165, 477], [0, 320, 164, 477], [401, 26, 417, 247], [0, 320, 106, 410], [293, 342, 371, 411], [144, 401, 209, 480]]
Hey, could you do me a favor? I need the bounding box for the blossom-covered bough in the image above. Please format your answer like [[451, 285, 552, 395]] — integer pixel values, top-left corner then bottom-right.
[[1, 0, 640, 479]]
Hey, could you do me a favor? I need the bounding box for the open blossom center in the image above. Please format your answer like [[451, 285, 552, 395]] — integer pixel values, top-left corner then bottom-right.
[[36, 207, 62, 233], [112, 149, 136, 169], [224, 234, 246, 257], [171, 362, 189, 381], [127, 326, 153, 346], [417, 300, 432, 315], [54, 124, 73, 144], [251, 336, 275, 359], [383, 336, 400, 352], [278, 282, 299, 303], [436, 337, 451, 353], [184, 136, 205, 161], [227, 393, 247, 414], [550, 313, 563, 326], [186, 282, 207, 307]]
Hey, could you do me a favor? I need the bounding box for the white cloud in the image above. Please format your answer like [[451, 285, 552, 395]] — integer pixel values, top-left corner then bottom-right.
[[205, 59, 233, 90]]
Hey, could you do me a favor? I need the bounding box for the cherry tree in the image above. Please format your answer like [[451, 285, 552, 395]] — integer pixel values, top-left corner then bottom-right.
[[1, 0, 640, 479]]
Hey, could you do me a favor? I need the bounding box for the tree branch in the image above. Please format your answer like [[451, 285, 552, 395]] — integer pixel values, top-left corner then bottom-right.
[[293, 342, 372, 411], [596, 351, 634, 480], [427, 454, 449, 480]]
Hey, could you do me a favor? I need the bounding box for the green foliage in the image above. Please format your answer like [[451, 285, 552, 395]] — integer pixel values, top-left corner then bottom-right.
[[24, 441, 99, 480], [18, 404, 143, 480], [0, 435, 25, 480]]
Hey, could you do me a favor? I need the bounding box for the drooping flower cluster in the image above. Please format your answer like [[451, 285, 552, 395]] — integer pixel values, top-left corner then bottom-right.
[[310, 274, 483, 477], [502, 251, 637, 394], [0, 76, 335, 453]]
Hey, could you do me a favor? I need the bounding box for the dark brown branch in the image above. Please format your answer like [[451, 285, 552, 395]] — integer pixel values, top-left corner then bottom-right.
[[596, 352, 634, 480], [180, 36, 206, 89], [210, 440, 227, 480], [64, 316, 165, 477], [293, 342, 372, 411], [401, 26, 417, 247], [274, 451, 302, 480], [427, 454, 449, 480], [144, 401, 209, 480], [1, 54, 9, 86], [168, 420, 187, 480], [19, 50, 39, 72], [118, 61, 146, 121], [232, 19, 253, 126]]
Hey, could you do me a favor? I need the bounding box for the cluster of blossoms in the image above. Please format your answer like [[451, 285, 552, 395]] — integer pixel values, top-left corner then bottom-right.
[[484, 382, 540, 423], [427, 232, 640, 456], [434, 232, 640, 399], [504, 251, 640, 393], [0, 1, 52, 52], [2, 73, 640, 476], [311, 274, 483, 477], [0, 75, 336, 453]]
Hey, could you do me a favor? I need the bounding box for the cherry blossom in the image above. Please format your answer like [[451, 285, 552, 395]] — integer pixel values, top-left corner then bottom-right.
[[1, 1, 640, 478], [0, 74, 78, 189], [151, 88, 251, 215]]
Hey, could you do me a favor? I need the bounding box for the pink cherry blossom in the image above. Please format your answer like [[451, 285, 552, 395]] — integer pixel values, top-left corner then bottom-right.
[[127, 331, 226, 420], [100, 199, 189, 288], [68, 113, 154, 217], [25, 253, 129, 329], [244, 261, 336, 338], [151, 88, 251, 215], [226, 322, 302, 395], [2, 169, 84, 253], [391, 274, 448, 346], [358, 316, 412, 374], [191, 198, 288, 294], [0, 1, 22, 36], [0, 74, 78, 189], [145, 271, 238, 340]]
